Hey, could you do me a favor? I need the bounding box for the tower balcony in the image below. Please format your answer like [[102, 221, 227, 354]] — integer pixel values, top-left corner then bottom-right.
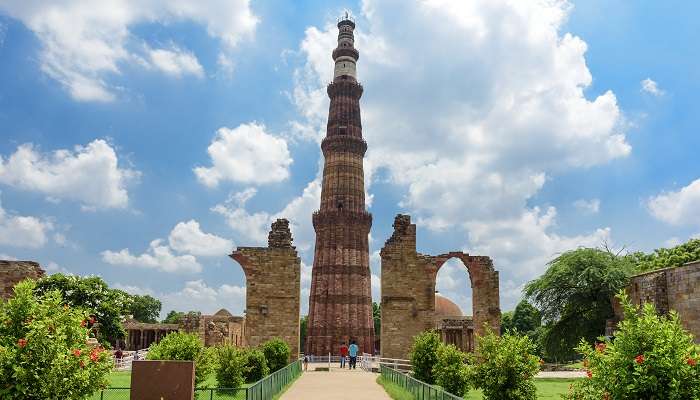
[[332, 47, 359, 61], [321, 135, 367, 156]]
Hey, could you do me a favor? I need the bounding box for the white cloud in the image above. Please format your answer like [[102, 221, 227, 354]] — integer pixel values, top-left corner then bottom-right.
[[647, 178, 700, 226], [573, 198, 600, 214], [102, 239, 202, 273], [146, 45, 204, 78], [641, 78, 664, 96], [0, 197, 53, 248], [195, 123, 293, 187], [168, 219, 233, 257], [0, 139, 139, 209], [0, 1, 258, 101], [45, 261, 73, 275], [115, 280, 246, 317], [663, 237, 682, 248], [0, 253, 17, 260]]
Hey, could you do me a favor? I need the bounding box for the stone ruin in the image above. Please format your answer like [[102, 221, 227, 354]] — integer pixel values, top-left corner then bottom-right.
[[230, 219, 301, 361], [0, 260, 45, 299], [380, 214, 501, 359]]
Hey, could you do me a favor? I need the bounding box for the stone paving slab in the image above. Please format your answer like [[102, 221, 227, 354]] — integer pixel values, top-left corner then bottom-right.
[[536, 370, 586, 378], [280, 365, 390, 400]]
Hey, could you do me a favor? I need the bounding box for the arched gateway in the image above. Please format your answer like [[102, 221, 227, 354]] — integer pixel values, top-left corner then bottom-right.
[[380, 214, 501, 359]]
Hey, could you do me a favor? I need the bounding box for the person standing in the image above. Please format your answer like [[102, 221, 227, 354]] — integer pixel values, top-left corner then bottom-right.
[[340, 342, 348, 368], [348, 340, 359, 370]]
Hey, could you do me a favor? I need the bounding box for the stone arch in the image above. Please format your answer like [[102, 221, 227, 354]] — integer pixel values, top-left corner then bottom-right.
[[380, 215, 500, 359], [229, 219, 301, 361]]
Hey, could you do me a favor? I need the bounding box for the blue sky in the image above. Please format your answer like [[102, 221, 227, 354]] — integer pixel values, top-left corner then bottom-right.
[[1, 1, 699, 317]]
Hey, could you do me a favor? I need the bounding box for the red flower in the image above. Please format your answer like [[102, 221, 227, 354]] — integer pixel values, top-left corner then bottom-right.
[[72, 349, 81, 357], [688, 358, 697, 366], [586, 370, 592, 378], [635, 354, 645, 364], [80, 320, 87, 327], [17, 338, 27, 348], [90, 348, 102, 362], [595, 343, 606, 353]]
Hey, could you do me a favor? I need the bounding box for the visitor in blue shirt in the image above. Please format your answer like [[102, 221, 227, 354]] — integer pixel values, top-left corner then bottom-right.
[[348, 340, 359, 369]]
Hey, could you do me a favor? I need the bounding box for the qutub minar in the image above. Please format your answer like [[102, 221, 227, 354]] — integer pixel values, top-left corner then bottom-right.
[[306, 14, 375, 355]]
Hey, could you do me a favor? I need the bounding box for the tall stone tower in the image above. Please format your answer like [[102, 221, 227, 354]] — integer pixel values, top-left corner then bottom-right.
[[306, 14, 375, 355]]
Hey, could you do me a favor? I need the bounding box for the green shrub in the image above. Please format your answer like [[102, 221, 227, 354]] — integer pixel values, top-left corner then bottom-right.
[[470, 328, 540, 400], [409, 330, 441, 384], [242, 348, 269, 383], [0, 280, 112, 399], [564, 291, 700, 400], [432, 343, 471, 396], [215, 345, 246, 389], [262, 338, 290, 372], [147, 332, 214, 387]]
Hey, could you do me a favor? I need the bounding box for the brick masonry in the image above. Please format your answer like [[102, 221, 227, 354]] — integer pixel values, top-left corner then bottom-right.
[[616, 261, 700, 343], [230, 219, 301, 360], [380, 215, 501, 359], [0, 260, 45, 299]]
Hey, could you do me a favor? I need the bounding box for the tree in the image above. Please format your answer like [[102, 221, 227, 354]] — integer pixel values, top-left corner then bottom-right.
[[215, 345, 247, 389], [300, 315, 307, 354], [262, 338, 290, 372], [242, 348, 269, 383], [373, 302, 381, 337], [128, 295, 161, 323], [146, 332, 214, 387], [525, 248, 632, 360], [500, 311, 514, 335], [0, 280, 112, 399], [433, 343, 471, 396], [409, 330, 441, 384], [634, 238, 700, 273], [34, 274, 132, 345], [512, 300, 541, 334], [162, 310, 185, 324]]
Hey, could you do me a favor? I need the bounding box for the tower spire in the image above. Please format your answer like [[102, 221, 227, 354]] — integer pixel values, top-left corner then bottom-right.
[[306, 16, 375, 356]]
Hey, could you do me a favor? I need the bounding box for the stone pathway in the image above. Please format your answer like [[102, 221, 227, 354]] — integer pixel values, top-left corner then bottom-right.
[[536, 370, 587, 379], [280, 364, 391, 400]]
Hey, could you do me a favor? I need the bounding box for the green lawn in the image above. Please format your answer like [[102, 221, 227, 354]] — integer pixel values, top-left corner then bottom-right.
[[378, 376, 579, 399]]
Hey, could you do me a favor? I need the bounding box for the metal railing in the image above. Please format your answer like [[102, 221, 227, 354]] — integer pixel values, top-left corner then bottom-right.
[[380, 365, 463, 400], [112, 349, 149, 371], [361, 353, 412, 372]]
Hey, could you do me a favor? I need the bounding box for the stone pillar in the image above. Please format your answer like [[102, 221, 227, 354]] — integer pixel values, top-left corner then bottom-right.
[[230, 219, 301, 361]]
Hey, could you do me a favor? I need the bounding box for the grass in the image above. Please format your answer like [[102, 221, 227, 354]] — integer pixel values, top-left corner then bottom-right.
[[378, 376, 580, 399]]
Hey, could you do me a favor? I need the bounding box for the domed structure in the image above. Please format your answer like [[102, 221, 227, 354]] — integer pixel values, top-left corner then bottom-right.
[[214, 308, 233, 317], [435, 294, 463, 317]]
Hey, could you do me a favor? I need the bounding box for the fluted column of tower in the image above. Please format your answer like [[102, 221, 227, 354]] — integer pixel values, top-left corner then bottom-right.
[[306, 15, 375, 356]]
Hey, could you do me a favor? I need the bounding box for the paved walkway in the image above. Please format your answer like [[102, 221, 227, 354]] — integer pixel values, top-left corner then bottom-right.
[[536, 370, 586, 378], [280, 364, 391, 400]]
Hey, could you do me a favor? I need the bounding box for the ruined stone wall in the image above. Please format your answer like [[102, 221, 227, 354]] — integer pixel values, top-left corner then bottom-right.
[[623, 261, 700, 342], [0, 260, 45, 299], [230, 219, 300, 360], [380, 215, 500, 359]]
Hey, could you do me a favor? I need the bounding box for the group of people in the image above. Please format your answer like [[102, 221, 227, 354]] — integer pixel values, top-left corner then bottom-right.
[[339, 340, 359, 369]]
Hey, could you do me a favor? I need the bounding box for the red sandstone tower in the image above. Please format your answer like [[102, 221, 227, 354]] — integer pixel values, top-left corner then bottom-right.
[[306, 14, 375, 355]]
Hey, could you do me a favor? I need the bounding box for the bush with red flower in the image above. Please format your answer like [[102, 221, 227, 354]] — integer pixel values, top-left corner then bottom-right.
[[564, 291, 700, 400], [0, 280, 112, 399]]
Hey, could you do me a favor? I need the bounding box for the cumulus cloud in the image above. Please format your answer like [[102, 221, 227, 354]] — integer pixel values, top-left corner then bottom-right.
[[573, 198, 600, 214], [168, 219, 233, 257], [146, 45, 204, 78], [0, 0, 258, 101], [115, 280, 246, 317], [641, 78, 664, 96], [0, 139, 139, 209], [195, 123, 293, 187], [647, 178, 700, 226], [102, 239, 202, 273], [0, 197, 53, 248]]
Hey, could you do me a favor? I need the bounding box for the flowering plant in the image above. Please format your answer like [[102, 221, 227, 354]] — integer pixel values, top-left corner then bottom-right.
[[0, 280, 112, 399], [564, 291, 700, 400]]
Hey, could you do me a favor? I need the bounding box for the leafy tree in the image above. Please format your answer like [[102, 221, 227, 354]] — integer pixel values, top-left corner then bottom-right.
[[146, 332, 214, 387], [409, 330, 441, 384], [565, 291, 700, 399], [262, 338, 290, 372], [128, 294, 161, 323], [433, 343, 471, 396], [0, 280, 112, 399], [470, 329, 541, 400], [215, 345, 247, 389], [634, 238, 700, 273], [373, 302, 381, 337], [34, 274, 132, 345], [300, 315, 307, 354], [162, 310, 185, 324], [241, 348, 269, 383], [511, 300, 541, 333], [500, 311, 514, 335], [525, 248, 632, 360]]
